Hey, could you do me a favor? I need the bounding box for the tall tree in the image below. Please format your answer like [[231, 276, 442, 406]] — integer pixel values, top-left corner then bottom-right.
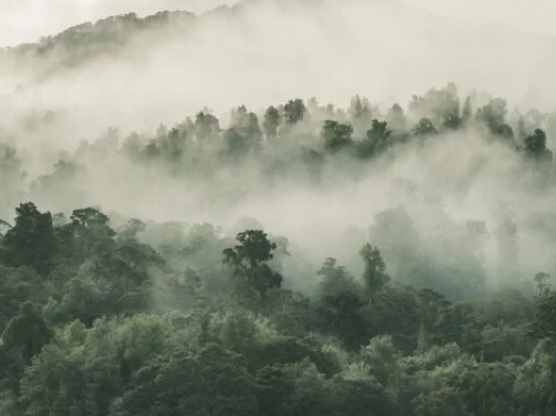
[[223, 230, 282, 304], [358, 120, 392, 158], [0, 203, 56, 275], [231, 106, 263, 144], [0, 301, 52, 392], [524, 128, 553, 160], [322, 120, 353, 153], [263, 106, 281, 138], [194, 111, 220, 140], [360, 244, 390, 299], [284, 99, 306, 125]]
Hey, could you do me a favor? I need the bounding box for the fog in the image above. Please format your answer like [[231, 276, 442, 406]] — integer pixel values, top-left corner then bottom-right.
[[1, 0, 556, 297], [3, 0, 554, 47], [0, 0, 240, 46], [2, 0, 556, 129], [403, 0, 556, 37]]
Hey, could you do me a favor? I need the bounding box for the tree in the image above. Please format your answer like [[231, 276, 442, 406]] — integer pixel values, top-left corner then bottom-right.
[[0, 266, 49, 331], [194, 111, 220, 140], [348, 96, 374, 135], [314, 258, 368, 350], [57, 207, 116, 262], [263, 106, 281, 138], [532, 287, 556, 340], [386, 103, 406, 132], [116, 219, 146, 246], [223, 230, 282, 303], [408, 83, 460, 130], [360, 244, 390, 299], [231, 105, 263, 144], [534, 272, 551, 296], [284, 99, 306, 125], [524, 128, 553, 160], [224, 107, 263, 156], [224, 230, 276, 269], [358, 120, 392, 158], [223, 128, 252, 156], [348, 95, 372, 122], [0, 301, 52, 392], [19, 315, 175, 416], [112, 345, 259, 416], [322, 120, 353, 153], [475, 98, 514, 141], [0, 202, 56, 275], [155, 127, 188, 163], [461, 96, 472, 124], [413, 118, 438, 137]]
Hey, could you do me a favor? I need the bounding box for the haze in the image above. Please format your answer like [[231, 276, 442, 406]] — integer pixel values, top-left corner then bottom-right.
[[2, 0, 555, 47], [0, 0, 240, 46], [1, 0, 556, 295]]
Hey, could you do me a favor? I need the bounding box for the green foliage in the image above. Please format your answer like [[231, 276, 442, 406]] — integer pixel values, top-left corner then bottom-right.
[[263, 106, 281, 138], [0, 200, 547, 415], [0, 81, 555, 415], [194, 112, 220, 140], [0, 203, 56, 275], [314, 258, 369, 350], [224, 230, 277, 269], [524, 128, 553, 160], [413, 118, 438, 137], [284, 99, 306, 125], [358, 119, 392, 158], [223, 230, 283, 306], [475, 98, 515, 141], [0, 266, 49, 331], [0, 302, 52, 393], [360, 244, 390, 297], [408, 83, 461, 130], [112, 345, 259, 416], [322, 120, 353, 153], [231, 106, 263, 144]]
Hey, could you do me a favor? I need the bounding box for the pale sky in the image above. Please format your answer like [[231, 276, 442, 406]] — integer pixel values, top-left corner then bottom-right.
[[403, 0, 556, 37], [0, 0, 555, 47]]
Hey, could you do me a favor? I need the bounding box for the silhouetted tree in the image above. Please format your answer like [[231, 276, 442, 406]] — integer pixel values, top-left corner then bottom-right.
[[322, 120, 353, 153], [194, 111, 220, 140], [0, 203, 56, 275], [0, 302, 52, 392], [360, 244, 390, 299], [224, 230, 282, 302], [284, 99, 306, 125], [358, 120, 392, 158], [413, 117, 438, 137], [263, 106, 281, 138], [524, 129, 552, 161]]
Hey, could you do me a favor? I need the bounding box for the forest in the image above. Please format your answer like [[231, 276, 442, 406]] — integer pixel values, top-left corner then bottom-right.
[[1, 80, 556, 415]]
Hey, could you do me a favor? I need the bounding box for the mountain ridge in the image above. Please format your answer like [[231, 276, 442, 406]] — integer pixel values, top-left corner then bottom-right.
[[2, 0, 552, 72]]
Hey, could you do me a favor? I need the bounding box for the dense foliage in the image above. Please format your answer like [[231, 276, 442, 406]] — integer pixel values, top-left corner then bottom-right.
[[1, 83, 556, 414], [0, 199, 552, 415]]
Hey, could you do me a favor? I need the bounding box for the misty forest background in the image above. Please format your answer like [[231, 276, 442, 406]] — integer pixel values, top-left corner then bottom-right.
[[3, 4, 556, 416]]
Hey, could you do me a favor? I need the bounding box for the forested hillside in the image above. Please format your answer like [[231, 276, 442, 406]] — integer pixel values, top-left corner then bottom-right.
[[1, 80, 556, 415], [0, 11, 196, 77]]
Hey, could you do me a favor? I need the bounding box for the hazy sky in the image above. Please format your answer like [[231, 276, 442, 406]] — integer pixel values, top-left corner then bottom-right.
[[404, 0, 556, 37], [0, 0, 555, 47]]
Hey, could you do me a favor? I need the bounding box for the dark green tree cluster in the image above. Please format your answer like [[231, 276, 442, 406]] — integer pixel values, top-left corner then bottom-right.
[[106, 84, 553, 184], [0, 200, 553, 415]]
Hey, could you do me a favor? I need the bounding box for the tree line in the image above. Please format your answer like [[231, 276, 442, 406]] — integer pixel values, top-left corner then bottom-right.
[[0, 200, 554, 415]]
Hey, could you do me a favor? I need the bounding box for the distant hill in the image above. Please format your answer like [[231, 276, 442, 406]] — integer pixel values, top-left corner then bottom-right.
[[0, 11, 196, 75], [2, 0, 552, 83], [1, 0, 555, 130]]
